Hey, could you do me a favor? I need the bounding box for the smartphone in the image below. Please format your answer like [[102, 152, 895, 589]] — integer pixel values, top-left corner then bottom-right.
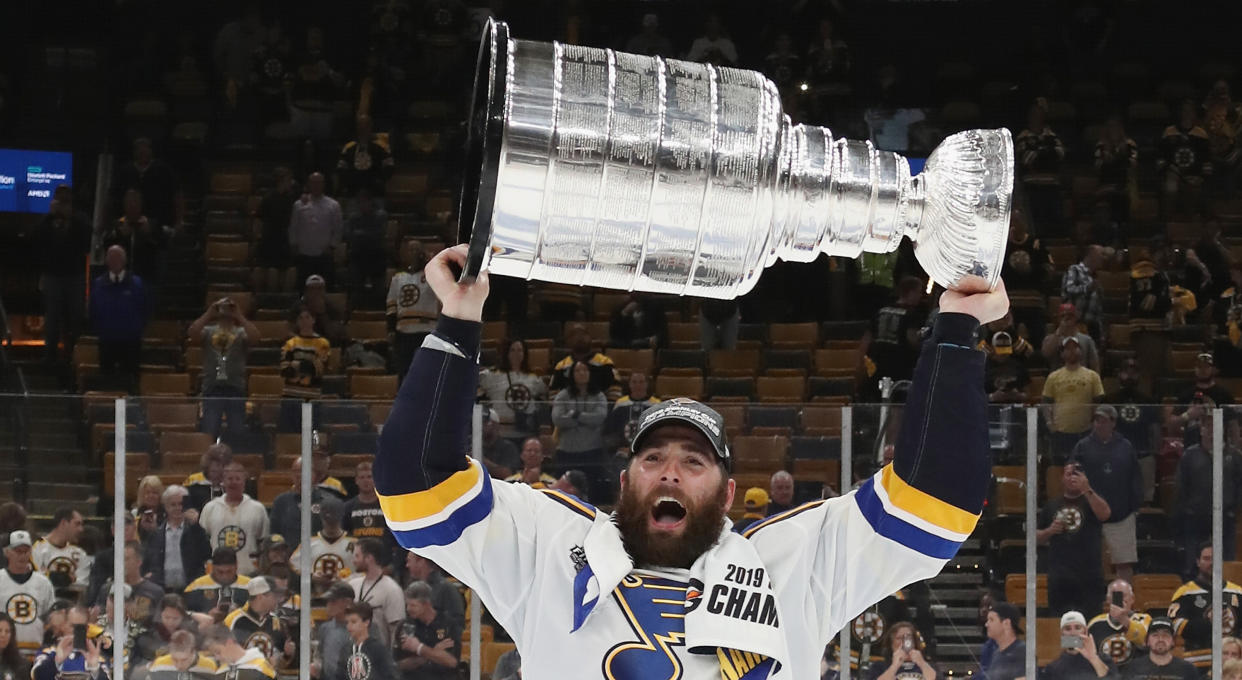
[[1061, 634, 1083, 650], [902, 638, 914, 652], [72, 624, 87, 651], [1112, 590, 1124, 608], [218, 587, 233, 609]]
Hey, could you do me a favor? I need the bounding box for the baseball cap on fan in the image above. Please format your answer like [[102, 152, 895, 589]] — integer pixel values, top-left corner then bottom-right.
[[629, 398, 731, 471]]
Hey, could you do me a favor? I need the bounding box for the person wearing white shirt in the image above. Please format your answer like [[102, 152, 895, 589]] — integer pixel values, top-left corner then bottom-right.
[[200, 463, 269, 576], [347, 538, 404, 646]]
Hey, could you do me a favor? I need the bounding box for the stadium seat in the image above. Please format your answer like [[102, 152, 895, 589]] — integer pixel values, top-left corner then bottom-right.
[[1004, 573, 1047, 609], [592, 292, 629, 320], [608, 349, 655, 378], [800, 406, 843, 437], [1131, 573, 1182, 610], [145, 402, 199, 433], [992, 465, 1028, 516], [813, 348, 860, 378], [220, 430, 271, 456], [659, 349, 707, 372], [655, 374, 704, 401], [789, 436, 841, 461], [160, 431, 213, 456], [792, 458, 840, 489], [248, 374, 286, 399], [713, 404, 747, 437], [317, 402, 371, 432], [103, 452, 151, 500], [209, 171, 253, 195], [258, 472, 293, 505], [763, 349, 811, 376], [349, 374, 398, 400], [731, 436, 789, 473], [747, 406, 799, 435], [755, 376, 806, 403], [332, 432, 379, 455], [709, 350, 761, 378], [666, 323, 701, 350], [705, 376, 754, 401], [139, 373, 192, 397], [768, 323, 818, 349], [482, 642, 517, 675], [346, 320, 389, 344]]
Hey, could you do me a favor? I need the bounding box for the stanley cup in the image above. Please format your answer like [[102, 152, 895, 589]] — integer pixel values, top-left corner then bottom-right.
[[458, 20, 1013, 298]]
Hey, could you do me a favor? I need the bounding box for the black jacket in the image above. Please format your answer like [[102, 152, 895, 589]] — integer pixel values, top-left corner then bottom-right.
[[142, 521, 213, 589]]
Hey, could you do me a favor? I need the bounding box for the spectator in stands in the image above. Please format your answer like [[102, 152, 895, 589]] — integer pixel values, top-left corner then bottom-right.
[[280, 307, 331, 394], [1038, 463, 1111, 616], [1203, 78, 1241, 195], [103, 189, 167, 287], [1159, 100, 1212, 219], [288, 28, 345, 141], [550, 469, 590, 502], [686, 13, 737, 66], [336, 115, 394, 199], [985, 331, 1031, 403], [1173, 410, 1242, 573], [609, 293, 668, 349], [1193, 220, 1235, 301], [625, 13, 673, 57], [478, 338, 547, 445], [1169, 543, 1242, 663], [93, 541, 162, 624], [32, 509, 88, 589], [134, 595, 198, 665], [330, 601, 394, 680], [767, 470, 796, 516], [0, 612, 29, 680], [348, 538, 404, 645], [1180, 352, 1236, 411], [1106, 359, 1160, 501], [289, 497, 354, 597], [200, 462, 270, 576], [0, 531, 54, 652], [1226, 636, 1242, 661], [190, 297, 260, 438], [387, 240, 438, 381], [1016, 100, 1066, 234], [1041, 611, 1116, 679], [256, 167, 298, 293], [733, 488, 770, 535], [505, 437, 557, 489], [403, 554, 464, 630], [343, 462, 396, 565], [144, 485, 212, 592], [1117, 617, 1192, 680], [270, 454, 336, 553], [805, 17, 851, 103], [1087, 580, 1149, 669], [763, 33, 804, 95], [1062, 246, 1105, 340], [185, 443, 232, 513], [476, 406, 521, 480], [1095, 116, 1139, 225], [25, 185, 91, 370], [113, 138, 178, 232], [865, 621, 935, 680], [85, 513, 136, 607], [394, 581, 461, 680], [344, 188, 388, 301], [604, 372, 661, 455], [1127, 246, 1172, 320], [862, 276, 927, 397], [212, 4, 265, 87], [183, 547, 249, 617], [1002, 211, 1053, 292], [552, 360, 610, 502], [225, 577, 291, 667], [1044, 336, 1106, 461], [290, 275, 346, 346], [1071, 405, 1143, 581], [494, 648, 521, 680], [289, 172, 343, 288], [89, 245, 147, 386], [309, 581, 354, 680], [699, 299, 742, 351], [551, 323, 620, 395], [144, 628, 217, 679], [133, 475, 165, 538], [204, 622, 278, 679], [30, 614, 105, 680], [1042, 303, 1101, 372], [981, 602, 1026, 680]]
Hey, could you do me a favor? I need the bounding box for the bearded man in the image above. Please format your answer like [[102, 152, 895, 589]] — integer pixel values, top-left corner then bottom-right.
[[375, 244, 1008, 679]]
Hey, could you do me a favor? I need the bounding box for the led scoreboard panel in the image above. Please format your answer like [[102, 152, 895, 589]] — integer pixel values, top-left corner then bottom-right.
[[0, 148, 73, 214]]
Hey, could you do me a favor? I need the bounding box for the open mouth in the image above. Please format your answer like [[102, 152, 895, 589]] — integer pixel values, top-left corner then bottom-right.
[[650, 496, 688, 529]]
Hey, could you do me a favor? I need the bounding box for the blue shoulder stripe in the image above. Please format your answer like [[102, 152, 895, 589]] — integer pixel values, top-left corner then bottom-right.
[[854, 479, 961, 559], [390, 474, 494, 549]]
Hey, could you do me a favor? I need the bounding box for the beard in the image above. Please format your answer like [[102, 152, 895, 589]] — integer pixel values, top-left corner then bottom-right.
[[614, 479, 728, 570]]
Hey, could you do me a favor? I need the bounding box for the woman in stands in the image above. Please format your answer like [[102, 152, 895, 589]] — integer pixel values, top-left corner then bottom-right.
[[478, 338, 548, 446], [867, 621, 937, 680], [551, 359, 610, 503], [0, 613, 28, 680], [132, 475, 166, 538]]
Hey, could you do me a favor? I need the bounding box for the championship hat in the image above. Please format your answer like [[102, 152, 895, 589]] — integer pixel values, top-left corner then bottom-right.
[[1147, 617, 1175, 639], [630, 398, 731, 471]]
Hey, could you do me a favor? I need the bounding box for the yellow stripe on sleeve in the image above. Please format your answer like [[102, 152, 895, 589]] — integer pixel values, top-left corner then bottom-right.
[[880, 465, 979, 536], [377, 458, 482, 523]]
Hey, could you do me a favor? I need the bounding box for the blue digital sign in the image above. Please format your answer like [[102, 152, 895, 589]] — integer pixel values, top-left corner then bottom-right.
[[0, 148, 73, 214]]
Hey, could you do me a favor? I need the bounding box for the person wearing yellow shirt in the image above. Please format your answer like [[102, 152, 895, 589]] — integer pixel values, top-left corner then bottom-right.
[[1043, 336, 1105, 463], [280, 308, 331, 395]]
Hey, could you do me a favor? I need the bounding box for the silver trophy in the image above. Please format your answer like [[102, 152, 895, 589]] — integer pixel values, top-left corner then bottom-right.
[[458, 20, 1013, 298]]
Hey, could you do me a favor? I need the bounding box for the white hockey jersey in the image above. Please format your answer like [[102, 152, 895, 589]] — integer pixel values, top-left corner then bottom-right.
[[386, 270, 437, 335], [289, 533, 355, 581], [31, 538, 90, 587], [0, 568, 56, 652], [379, 459, 976, 679], [199, 495, 270, 576]]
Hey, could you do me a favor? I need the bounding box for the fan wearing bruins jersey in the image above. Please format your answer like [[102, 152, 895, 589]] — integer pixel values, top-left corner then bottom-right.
[[146, 630, 217, 679], [504, 438, 558, 489], [183, 548, 250, 615], [290, 498, 354, 595], [1087, 580, 1150, 668], [387, 240, 438, 380], [0, 531, 55, 653], [223, 578, 289, 667], [204, 624, 277, 680], [343, 462, 397, 564], [1168, 543, 1242, 668], [32, 509, 90, 588], [280, 310, 331, 390]]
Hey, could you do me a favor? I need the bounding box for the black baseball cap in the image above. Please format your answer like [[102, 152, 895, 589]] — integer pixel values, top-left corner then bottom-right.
[[990, 602, 1023, 634], [629, 398, 731, 472], [1147, 617, 1174, 639]]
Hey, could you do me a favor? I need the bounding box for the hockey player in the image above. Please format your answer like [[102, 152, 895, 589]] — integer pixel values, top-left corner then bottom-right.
[[374, 245, 1007, 679]]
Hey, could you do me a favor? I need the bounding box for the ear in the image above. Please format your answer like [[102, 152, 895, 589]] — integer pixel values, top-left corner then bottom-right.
[[722, 477, 736, 513], [618, 467, 628, 493]]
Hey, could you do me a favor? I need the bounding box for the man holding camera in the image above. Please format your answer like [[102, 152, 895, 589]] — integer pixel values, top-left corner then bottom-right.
[[1087, 580, 1150, 669], [188, 297, 260, 438], [1038, 463, 1112, 617], [1040, 611, 1117, 679]]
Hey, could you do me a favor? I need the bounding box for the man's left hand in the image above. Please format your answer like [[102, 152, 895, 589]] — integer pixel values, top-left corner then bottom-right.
[[939, 279, 1010, 325]]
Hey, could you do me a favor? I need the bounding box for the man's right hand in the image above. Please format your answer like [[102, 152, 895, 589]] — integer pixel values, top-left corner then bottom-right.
[[425, 244, 490, 322], [1049, 518, 1066, 534]]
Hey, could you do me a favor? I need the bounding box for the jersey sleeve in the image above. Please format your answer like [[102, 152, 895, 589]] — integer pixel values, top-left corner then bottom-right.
[[374, 316, 589, 633], [745, 313, 988, 643]]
